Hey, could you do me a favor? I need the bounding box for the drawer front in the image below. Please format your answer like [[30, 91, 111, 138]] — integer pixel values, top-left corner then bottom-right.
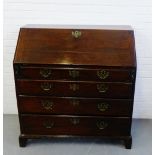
[[20, 115, 131, 136], [18, 67, 133, 82], [16, 80, 133, 98], [18, 96, 133, 116], [20, 29, 132, 51]]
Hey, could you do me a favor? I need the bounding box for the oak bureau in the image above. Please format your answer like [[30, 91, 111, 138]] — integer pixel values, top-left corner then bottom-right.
[[13, 25, 136, 149]]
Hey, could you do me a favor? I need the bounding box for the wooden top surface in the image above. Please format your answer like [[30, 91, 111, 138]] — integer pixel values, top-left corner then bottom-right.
[[22, 24, 133, 30], [14, 25, 136, 67]]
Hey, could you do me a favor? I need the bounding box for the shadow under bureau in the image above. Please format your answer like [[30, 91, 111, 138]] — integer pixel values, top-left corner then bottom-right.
[[13, 25, 136, 149]]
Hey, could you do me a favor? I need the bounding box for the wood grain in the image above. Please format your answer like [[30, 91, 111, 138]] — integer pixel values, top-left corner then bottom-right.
[[13, 25, 136, 148], [18, 96, 133, 116]]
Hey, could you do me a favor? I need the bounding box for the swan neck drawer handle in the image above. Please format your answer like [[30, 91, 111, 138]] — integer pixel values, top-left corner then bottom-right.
[[96, 121, 108, 130]]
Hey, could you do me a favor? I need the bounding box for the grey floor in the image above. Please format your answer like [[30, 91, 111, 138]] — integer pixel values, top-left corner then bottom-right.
[[3, 115, 152, 155]]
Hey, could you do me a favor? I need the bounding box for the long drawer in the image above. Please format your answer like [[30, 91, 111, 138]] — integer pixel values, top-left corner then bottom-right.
[[16, 80, 133, 98], [20, 115, 131, 136], [18, 96, 133, 116], [17, 67, 134, 82]]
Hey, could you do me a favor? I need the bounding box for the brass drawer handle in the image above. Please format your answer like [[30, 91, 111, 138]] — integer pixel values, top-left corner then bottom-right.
[[97, 84, 108, 93], [70, 99, 80, 106], [72, 30, 82, 38], [69, 70, 79, 78], [40, 68, 51, 78], [43, 121, 54, 129], [70, 118, 80, 125], [69, 83, 79, 91], [41, 82, 52, 91], [97, 103, 109, 112], [41, 100, 53, 110], [96, 121, 108, 130], [97, 70, 109, 80]]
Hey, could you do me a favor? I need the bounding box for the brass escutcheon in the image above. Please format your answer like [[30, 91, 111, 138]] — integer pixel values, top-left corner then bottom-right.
[[43, 121, 54, 129], [97, 70, 109, 80], [97, 84, 108, 93], [69, 70, 79, 78], [41, 100, 53, 110], [70, 118, 80, 125], [69, 83, 79, 91], [70, 99, 80, 106], [72, 30, 82, 38], [97, 103, 109, 112], [40, 68, 51, 78]]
